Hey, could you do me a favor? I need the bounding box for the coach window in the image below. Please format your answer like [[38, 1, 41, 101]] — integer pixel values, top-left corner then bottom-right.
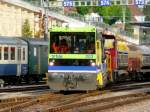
[[4, 47, 8, 60], [0, 47, 2, 60], [0, 47, 1, 60], [146, 56, 150, 64], [11, 47, 15, 60], [23, 48, 25, 61], [148, 56, 150, 63]]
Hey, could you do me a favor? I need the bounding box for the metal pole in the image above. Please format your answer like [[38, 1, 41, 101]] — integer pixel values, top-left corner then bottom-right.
[[122, 6, 126, 30], [43, 0, 49, 41], [40, 0, 43, 6]]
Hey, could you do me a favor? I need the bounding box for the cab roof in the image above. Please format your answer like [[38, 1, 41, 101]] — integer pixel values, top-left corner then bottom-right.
[[49, 26, 96, 32]]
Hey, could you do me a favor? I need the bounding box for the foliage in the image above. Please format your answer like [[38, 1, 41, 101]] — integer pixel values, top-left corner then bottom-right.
[[76, 6, 92, 15], [22, 19, 32, 37], [143, 2, 150, 21], [76, 6, 131, 25]]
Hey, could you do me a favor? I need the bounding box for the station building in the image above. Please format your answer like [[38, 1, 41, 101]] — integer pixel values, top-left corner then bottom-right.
[[0, 0, 64, 38]]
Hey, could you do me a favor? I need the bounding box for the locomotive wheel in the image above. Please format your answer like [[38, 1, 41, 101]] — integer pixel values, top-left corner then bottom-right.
[[35, 77, 39, 83], [15, 77, 21, 85]]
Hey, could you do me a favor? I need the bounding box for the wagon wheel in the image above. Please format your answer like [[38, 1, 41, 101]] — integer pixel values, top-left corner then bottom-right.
[[26, 76, 34, 84]]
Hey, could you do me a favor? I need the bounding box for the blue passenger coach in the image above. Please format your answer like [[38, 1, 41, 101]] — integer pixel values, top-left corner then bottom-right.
[[0, 37, 28, 83]]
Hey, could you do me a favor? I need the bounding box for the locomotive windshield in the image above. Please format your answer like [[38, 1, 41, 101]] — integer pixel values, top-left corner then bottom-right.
[[50, 32, 95, 54], [49, 26, 97, 66]]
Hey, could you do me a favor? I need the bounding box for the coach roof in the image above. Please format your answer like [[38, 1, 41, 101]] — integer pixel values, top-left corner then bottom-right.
[[21, 38, 48, 45], [0, 37, 27, 45]]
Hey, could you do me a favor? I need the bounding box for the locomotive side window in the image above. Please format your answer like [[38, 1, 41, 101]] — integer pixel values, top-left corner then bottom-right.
[[143, 55, 150, 65], [147, 56, 150, 64], [10, 47, 15, 60], [148, 56, 150, 64], [0, 47, 1, 60], [145, 56, 150, 64], [4, 47, 8, 60]]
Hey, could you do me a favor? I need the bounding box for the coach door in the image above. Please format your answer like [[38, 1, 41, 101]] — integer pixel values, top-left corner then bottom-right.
[[34, 46, 40, 74], [37, 47, 41, 74], [17, 47, 21, 76]]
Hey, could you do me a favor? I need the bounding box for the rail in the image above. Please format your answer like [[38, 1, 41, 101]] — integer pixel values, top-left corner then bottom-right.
[[46, 92, 150, 112], [1, 82, 150, 111], [0, 84, 49, 93]]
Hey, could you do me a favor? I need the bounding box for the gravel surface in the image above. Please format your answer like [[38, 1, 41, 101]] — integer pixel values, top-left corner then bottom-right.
[[100, 99, 150, 112], [0, 90, 50, 99], [0, 92, 33, 99], [79, 88, 150, 103], [12, 88, 150, 112], [2, 84, 150, 112], [21, 101, 56, 112]]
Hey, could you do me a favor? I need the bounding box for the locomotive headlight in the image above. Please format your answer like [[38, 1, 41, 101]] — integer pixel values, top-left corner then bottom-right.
[[49, 62, 54, 66], [49, 60, 55, 66], [90, 60, 96, 66], [91, 62, 96, 66]]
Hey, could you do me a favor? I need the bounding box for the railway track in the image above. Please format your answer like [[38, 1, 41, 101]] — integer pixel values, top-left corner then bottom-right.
[[0, 90, 100, 112], [47, 92, 150, 112], [0, 84, 49, 92], [1, 82, 150, 112], [0, 91, 84, 112], [0, 92, 64, 112], [0, 96, 32, 110], [111, 81, 150, 90], [38, 82, 150, 112]]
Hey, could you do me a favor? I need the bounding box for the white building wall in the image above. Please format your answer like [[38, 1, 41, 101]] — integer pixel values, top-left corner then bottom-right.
[[0, 1, 35, 37], [135, 16, 145, 22]]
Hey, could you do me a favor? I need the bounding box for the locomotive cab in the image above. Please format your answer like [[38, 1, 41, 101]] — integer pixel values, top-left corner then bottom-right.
[[48, 26, 103, 91]]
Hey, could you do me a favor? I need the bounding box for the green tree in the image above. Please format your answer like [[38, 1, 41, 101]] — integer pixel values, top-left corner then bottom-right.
[[143, 2, 150, 21], [143, 2, 150, 43], [76, 6, 131, 25], [22, 19, 32, 37], [76, 6, 92, 15]]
